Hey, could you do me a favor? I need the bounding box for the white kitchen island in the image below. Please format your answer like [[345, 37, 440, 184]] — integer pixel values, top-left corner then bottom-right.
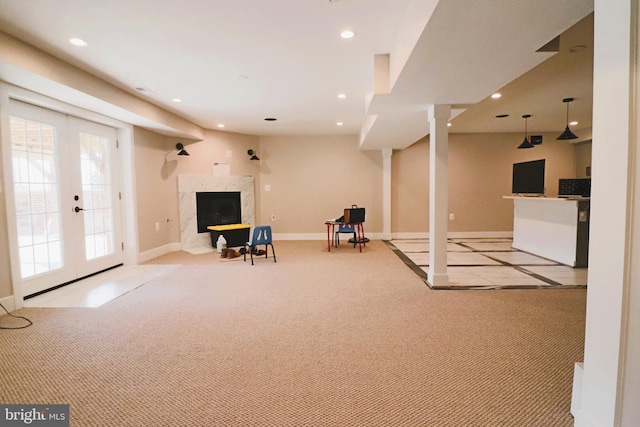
[[505, 196, 590, 267]]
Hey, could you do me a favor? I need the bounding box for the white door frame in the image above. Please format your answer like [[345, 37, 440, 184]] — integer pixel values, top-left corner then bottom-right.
[[0, 83, 139, 309]]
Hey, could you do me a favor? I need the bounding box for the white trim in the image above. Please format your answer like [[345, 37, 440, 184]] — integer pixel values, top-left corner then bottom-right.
[[391, 231, 513, 240], [571, 362, 584, 417], [0, 295, 16, 313], [381, 148, 393, 240], [391, 232, 430, 240], [90, 232, 517, 262], [117, 125, 138, 266], [137, 243, 181, 263], [447, 231, 513, 239], [572, 365, 600, 427], [273, 232, 382, 241], [273, 231, 512, 241]]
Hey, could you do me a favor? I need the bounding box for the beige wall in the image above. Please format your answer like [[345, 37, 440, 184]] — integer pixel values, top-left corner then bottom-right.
[[574, 140, 593, 177], [134, 133, 382, 246], [393, 132, 580, 233], [134, 129, 584, 246], [391, 139, 428, 233], [133, 127, 259, 253], [133, 127, 176, 253], [258, 135, 383, 233]]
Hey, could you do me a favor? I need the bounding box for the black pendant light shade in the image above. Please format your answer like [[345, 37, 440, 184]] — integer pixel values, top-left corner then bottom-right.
[[176, 142, 189, 156], [518, 114, 534, 149], [557, 97, 579, 140]]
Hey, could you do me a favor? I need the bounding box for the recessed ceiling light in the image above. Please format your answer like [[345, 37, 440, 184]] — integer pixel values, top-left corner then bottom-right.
[[172, 98, 182, 103], [264, 117, 277, 121], [491, 93, 502, 99], [69, 38, 87, 47], [337, 122, 343, 126], [495, 114, 509, 118], [337, 93, 346, 99], [447, 122, 452, 127], [570, 121, 578, 126], [237, 75, 249, 80], [340, 30, 355, 39], [217, 124, 225, 128]]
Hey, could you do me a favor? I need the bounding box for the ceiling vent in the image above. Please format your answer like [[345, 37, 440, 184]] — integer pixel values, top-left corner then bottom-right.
[[134, 87, 157, 96]]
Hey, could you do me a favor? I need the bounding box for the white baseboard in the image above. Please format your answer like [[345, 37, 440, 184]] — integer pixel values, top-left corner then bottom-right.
[[0, 295, 16, 313], [571, 362, 584, 417], [570, 362, 602, 427], [162, 232, 513, 245], [137, 243, 182, 263], [273, 233, 326, 241], [391, 232, 430, 240], [448, 231, 513, 239], [172, 231, 514, 244], [570, 362, 601, 426], [391, 231, 513, 240], [274, 232, 384, 241]]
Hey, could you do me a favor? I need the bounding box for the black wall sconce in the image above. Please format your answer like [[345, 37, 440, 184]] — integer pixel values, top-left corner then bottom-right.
[[248, 149, 260, 160], [176, 143, 190, 156]]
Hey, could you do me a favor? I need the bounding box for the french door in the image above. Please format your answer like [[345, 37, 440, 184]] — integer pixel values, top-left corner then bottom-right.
[[8, 101, 123, 297]]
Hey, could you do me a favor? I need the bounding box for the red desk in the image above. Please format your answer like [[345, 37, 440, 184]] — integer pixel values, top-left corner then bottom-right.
[[324, 221, 365, 252]]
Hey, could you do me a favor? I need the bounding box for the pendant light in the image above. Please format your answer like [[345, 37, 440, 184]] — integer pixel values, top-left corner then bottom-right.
[[556, 97, 578, 140], [518, 114, 534, 149]]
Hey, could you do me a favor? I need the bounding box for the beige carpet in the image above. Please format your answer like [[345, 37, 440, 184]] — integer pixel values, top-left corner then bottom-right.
[[0, 240, 586, 426]]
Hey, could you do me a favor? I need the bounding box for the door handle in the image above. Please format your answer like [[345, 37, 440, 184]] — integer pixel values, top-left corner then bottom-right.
[[74, 206, 84, 213]]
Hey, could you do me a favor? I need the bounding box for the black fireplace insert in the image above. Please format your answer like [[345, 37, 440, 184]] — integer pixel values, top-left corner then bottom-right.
[[196, 191, 241, 233]]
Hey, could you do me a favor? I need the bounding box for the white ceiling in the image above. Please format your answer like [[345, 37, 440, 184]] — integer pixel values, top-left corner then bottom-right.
[[0, 0, 594, 149]]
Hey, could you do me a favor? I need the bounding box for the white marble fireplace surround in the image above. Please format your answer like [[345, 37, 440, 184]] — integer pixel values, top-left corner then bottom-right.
[[178, 175, 255, 254]]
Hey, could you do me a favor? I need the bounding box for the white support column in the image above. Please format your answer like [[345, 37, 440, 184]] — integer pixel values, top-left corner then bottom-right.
[[572, 1, 640, 426], [381, 148, 392, 240], [427, 104, 450, 286]]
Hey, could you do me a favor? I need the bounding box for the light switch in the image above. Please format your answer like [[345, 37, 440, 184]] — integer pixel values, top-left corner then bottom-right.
[[265, 184, 271, 191], [226, 150, 232, 158]]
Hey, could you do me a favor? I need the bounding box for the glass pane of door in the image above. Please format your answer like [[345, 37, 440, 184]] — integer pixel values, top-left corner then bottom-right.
[[9, 116, 63, 278], [79, 131, 114, 261]]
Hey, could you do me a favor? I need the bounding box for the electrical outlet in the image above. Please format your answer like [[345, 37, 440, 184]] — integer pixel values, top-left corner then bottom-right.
[[155, 222, 160, 231], [271, 213, 276, 221], [449, 213, 455, 220]]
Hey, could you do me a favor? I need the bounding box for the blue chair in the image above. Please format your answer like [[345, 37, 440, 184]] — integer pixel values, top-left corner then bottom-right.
[[244, 225, 276, 265], [335, 223, 356, 248]]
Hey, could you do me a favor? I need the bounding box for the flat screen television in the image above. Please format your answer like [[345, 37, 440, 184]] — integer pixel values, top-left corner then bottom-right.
[[512, 159, 545, 195]]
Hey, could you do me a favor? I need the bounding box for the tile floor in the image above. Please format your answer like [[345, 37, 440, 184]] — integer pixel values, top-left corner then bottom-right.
[[23, 264, 180, 308], [387, 238, 587, 290]]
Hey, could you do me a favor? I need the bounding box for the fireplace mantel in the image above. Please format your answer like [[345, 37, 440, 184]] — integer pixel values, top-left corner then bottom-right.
[[178, 175, 255, 254]]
